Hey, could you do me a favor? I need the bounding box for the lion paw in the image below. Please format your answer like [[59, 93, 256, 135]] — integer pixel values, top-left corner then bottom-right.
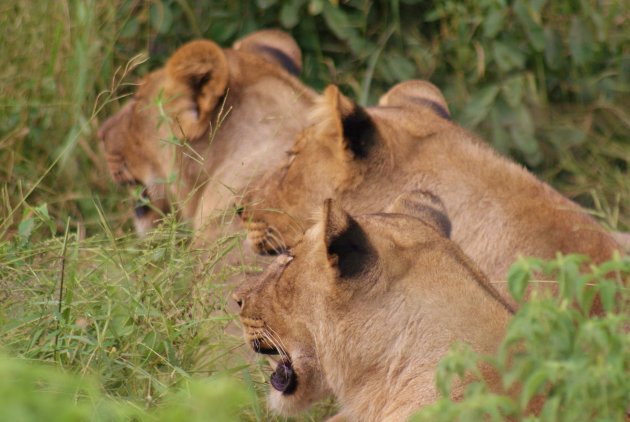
[[244, 220, 288, 255]]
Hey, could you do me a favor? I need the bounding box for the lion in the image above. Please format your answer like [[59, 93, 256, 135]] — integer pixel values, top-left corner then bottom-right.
[[234, 191, 518, 421], [240, 80, 623, 310], [97, 30, 316, 245]]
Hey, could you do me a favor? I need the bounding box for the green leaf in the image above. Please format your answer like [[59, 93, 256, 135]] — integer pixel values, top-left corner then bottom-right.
[[507, 261, 531, 302], [540, 396, 560, 420], [483, 9, 505, 39], [120, 17, 138, 39], [255, 0, 278, 9], [280, 1, 304, 28], [492, 41, 525, 72], [597, 280, 619, 313], [18, 217, 35, 240], [549, 127, 587, 147], [381, 54, 416, 83], [322, 3, 352, 39], [208, 21, 238, 44], [543, 27, 563, 70], [308, 0, 324, 15], [501, 75, 524, 108], [517, 114, 541, 164], [490, 107, 511, 155], [569, 17, 595, 66], [459, 85, 500, 127], [150, 3, 173, 35], [510, 105, 542, 166], [530, 0, 546, 11], [513, 0, 545, 51]]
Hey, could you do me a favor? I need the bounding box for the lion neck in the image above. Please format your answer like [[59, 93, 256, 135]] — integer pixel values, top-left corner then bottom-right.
[[314, 249, 512, 421]]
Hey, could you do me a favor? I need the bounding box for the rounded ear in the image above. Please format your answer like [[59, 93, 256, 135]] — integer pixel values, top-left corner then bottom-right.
[[321, 199, 372, 278], [378, 80, 450, 120], [165, 39, 229, 122], [233, 29, 302, 76], [386, 190, 451, 238], [311, 85, 375, 159]]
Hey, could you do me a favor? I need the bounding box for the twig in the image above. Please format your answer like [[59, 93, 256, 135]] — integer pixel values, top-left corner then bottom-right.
[[54, 218, 71, 361]]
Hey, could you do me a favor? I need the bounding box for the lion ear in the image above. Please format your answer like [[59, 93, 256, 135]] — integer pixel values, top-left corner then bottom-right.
[[313, 85, 375, 159], [233, 29, 302, 76], [386, 190, 451, 238], [378, 80, 450, 120], [165, 39, 229, 122], [321, 199, 372, 278]]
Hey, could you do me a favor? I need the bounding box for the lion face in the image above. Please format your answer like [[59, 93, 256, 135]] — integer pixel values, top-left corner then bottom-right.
[[240, 81, 451, 254], [98, 30, 311, 237], [233, 250, 330, 414], [98, 70, 179, 235], [234, 191, 506, 418], [240, 124, 355, 254]]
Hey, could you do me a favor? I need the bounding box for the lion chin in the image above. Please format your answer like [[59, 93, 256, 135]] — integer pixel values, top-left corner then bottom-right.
[[266, 350, 330, 416]]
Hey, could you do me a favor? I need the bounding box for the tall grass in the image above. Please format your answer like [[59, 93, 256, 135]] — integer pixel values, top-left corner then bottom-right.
[[0, 210, 338, 419]]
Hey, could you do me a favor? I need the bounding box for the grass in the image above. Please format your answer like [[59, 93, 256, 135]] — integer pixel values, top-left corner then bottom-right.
[[0, 212, 338, 420], [0, 0, 628, 420]]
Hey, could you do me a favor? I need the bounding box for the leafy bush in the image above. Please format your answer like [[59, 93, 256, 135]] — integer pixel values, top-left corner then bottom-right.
[[412, 254, 630, 421]]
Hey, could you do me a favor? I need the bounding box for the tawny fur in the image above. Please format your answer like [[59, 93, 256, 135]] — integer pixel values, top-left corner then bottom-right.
[[97, 30, 316, 246], [240, 81, 623, 311], [234, 192, 516, 421]]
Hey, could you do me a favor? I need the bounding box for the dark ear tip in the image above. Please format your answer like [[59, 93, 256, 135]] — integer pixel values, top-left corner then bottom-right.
[[233, 29, 302, 75], [378, 80, 450, 120]]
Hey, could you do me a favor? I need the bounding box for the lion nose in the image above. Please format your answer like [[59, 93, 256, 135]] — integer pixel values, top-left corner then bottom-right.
[[231, 291, 243, 309]]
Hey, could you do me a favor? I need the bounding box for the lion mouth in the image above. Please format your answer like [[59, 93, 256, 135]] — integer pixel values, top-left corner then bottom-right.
[[252, 342, 298, 395], [134, 187, 151, 218], [268, 355, 297, 395]]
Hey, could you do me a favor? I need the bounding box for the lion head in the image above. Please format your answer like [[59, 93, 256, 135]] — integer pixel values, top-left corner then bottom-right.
[[240, 80, 621, 285], [98, 30, 315, 240], [234, 190, 513, 420], [239, 80, 452, 253]]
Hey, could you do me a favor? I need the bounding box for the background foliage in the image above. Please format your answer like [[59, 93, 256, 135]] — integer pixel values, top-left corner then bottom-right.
[[0, 0, 628, 420]]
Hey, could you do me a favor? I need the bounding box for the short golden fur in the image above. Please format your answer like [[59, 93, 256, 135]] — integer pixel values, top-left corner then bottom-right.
[[234, 191, 515, 421], [98, 30, 316, 244], [241, 80, 622, 309]]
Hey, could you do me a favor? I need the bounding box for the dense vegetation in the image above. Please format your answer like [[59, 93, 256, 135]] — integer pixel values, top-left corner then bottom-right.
[[1, 1, 628, 420]]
